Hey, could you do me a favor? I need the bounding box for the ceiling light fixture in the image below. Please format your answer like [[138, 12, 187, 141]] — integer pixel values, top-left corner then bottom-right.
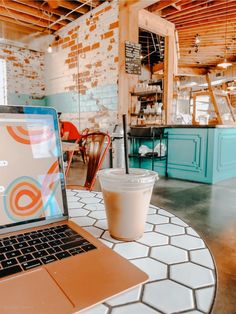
[[217, 58, 232, 69], [46, 12, 53, 54], [217, 0, 232, 69], [193, 34, 200, 53], [195, 34, 200, 45], [47, 44, 52, 53]]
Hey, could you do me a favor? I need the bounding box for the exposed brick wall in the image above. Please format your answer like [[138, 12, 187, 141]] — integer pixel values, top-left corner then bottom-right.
[[45, 1, 119, 131], [0, 44, 45, 106]]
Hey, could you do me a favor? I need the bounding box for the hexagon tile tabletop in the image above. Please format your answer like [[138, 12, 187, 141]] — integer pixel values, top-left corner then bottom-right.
[[67, 190, 217, 314]]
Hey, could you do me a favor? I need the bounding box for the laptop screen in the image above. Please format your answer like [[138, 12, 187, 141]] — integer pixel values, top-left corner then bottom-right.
[[0, 106, 68, 231]]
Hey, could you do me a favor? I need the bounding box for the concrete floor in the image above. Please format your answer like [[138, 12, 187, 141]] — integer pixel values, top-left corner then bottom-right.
[[66, 161, 236, 314]]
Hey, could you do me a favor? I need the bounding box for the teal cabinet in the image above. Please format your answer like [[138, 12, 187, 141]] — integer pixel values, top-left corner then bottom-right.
[[211, 128, 236, 183], [166, 128, 211, 183], [129, 126, 236, 184]]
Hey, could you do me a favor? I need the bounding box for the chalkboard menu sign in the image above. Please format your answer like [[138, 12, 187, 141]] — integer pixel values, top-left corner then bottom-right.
[[125, 41, 141, 75]]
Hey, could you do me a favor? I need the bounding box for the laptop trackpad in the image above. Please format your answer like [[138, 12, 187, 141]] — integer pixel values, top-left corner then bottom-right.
[[0, 268, 74, 314]]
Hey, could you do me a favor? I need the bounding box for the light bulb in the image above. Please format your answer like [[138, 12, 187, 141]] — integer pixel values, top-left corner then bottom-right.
[[195, 34, 200, 44], [47, 44, 52, 53], [217, 58, 232, 68]]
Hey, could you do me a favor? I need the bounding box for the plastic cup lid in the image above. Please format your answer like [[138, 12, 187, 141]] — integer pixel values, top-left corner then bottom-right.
[[97, 168, 158, 184]]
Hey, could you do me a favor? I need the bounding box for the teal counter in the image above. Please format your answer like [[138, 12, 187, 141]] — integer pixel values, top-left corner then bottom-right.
[[129, 126, 236, 184]]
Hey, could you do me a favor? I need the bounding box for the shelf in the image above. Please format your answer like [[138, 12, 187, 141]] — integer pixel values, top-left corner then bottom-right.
[[131, 113, 161, 116], [129, 124, 163, 128], [128, 135, 168, 139], [131, 91, 162, 97], [129, 132, 168, 175], [129, 153, 167, 160], [140, 100, 160, 103]]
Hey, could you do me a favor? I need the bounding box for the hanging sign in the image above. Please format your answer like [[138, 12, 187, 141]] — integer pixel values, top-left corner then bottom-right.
[[125, 41, 141, 75]]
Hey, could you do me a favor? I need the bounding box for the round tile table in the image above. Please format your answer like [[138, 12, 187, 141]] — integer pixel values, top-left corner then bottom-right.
[[67, 190, 217, 314]]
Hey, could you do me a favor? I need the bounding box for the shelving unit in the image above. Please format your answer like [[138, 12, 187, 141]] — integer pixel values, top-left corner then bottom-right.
[[130, 80, 164, 126], [130, 91, 162, 97], [128, 128, 168, 176]]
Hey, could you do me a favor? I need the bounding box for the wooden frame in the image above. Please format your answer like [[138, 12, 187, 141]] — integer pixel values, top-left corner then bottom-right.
[[192, 90, 236, 125], [214, 92, 236, 124], [118, 1, 176, 125]]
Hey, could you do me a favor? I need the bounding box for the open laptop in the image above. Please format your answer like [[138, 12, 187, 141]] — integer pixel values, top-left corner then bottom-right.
[[0, 105, 148, 314]]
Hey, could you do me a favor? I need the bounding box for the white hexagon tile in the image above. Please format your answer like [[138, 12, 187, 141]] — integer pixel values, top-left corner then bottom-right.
[[67, 189, 217, 314], [151, 245, 188, 265]]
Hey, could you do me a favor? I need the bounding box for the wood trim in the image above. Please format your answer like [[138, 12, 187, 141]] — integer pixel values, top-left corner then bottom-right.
[[149, 0, 180, 12], [139, 9, 175, 37], [129, 0, 159, 12]]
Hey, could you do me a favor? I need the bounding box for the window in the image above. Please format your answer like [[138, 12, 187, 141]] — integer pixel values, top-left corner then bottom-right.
[[0, 59, 7, 105]]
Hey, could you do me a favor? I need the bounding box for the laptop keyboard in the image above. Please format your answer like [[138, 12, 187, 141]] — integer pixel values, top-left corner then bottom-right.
[[0, 225, 96, 279]]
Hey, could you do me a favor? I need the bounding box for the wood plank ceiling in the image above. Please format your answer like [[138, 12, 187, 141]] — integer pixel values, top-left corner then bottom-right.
[[148, 0, 236, 68], [0, 0, 103, 33], [0, 0, 235, 69]]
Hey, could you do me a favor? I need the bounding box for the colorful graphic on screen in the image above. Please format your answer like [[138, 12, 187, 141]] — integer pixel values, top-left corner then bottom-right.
[[0, 112, 64, 227], [6, 125, 54, 145]]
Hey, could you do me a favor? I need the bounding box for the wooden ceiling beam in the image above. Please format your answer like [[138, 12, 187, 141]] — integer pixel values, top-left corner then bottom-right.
[[161, 0, 211, 16], [172, 7, 236, 25], [163, 0, 235, 19], [178, 63, 217, 67], [179, 32, 236, 40], [0, 6, 60, 30], [0, 14, 44, 32], [13, 0, 81, 22], [158, 0, 187, 16], [178, 24, 235, 35], [0, 1, 67, 26], [176, 17, 236, 30], [169, 4, 236, 23], [178, 23, 235, 36], [58, 0, 89, 14]]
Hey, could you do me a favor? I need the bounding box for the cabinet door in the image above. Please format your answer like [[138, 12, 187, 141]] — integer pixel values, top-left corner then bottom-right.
[[166, 128, 210, 182]]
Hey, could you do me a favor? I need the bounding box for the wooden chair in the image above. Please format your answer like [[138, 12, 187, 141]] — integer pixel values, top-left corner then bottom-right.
[[78, 127, 89, 163], [67, 132, 111, 191], [64, 128, 90, 177]]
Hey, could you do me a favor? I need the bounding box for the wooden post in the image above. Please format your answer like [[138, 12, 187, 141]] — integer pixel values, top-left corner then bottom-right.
[[205, 73, 223, 124], [118, 1, 139, 121], [192, 94, 197, 125]]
